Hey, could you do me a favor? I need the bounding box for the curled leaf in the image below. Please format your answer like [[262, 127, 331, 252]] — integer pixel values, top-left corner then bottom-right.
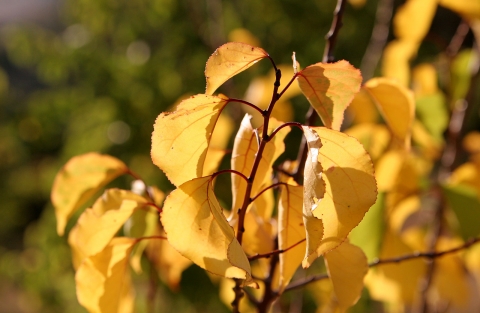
[[51, 153, 128, 236], [151, 94, 229, 186], [76, 237, 136, 313], [161, 176, 252, 283], [205, 42, 268, 95], [304, 127, 377, 267], [298, 60, 362, 130]]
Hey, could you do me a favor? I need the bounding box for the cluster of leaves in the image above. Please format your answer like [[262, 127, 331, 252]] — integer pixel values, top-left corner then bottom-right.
[[49, 0, 480, 313]]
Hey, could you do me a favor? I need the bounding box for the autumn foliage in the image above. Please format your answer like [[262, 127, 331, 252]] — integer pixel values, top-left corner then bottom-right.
[[51, 0, 480, 312]]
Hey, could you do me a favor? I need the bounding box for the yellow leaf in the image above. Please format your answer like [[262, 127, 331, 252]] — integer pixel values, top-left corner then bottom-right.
[[382, 39, 418, 86], [146, 226, 192, 291], [301, 127, 326, 268], [230, 115, 290, 221], [439, 0, 480, 19], [227, 28, 261, 48], [412, 63, 439, 96], [205, 42, 268, 95], [364, 77, 415, 149], [394, 0, 438, 43], [304, 127, 377, 267], [151, 94, 229, 186], [76, 237, 136, 313], [161, 176, 252, 282], [344, 123, 390, 162], [52, 153, 128, 235], [253, 181, 275, 221], [203, 147, 227, 176], [297, 60, 362, 130], [69, 193, 145, 269], [347, 88, 379, 124], [278, 180, 306, 290], [242, 208, 274, 256], [325, 241, 368, 312]]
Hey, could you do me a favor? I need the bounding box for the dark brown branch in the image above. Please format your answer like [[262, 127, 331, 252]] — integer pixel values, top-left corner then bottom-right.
[[249, 239, 306, 261], [283, 237, 480, 293], [360, 0, 394, 80]]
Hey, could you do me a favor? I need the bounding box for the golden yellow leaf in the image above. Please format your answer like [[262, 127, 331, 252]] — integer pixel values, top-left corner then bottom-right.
[[219, 278, 259, 313], [51, 153, 128, 235], [205, 42, 268, 95], [242, 208, 274, 256], [69, 194, 145, 269], [389, 195, 420, 234], [90, 189, 147, 215], [364, 77, 415, 149], [412, 64, 439, 96], [439, 0, 480, 19], [394, 0, 438, 43], [297, 60, 362, 130], [76, 237, 136, 313], [301, 127, 326, 268], [253, 181, 275, 221], [203, 147, 227, 176], [382, 39, 418, 86], [151, 94, 229, 186], [278, 180, 306, 290], [161, 176, 252, 282], [304, 127, 377, 267], [347, 88, 379, 124], [375, 151, 405, 192], [230, 115, 290, 221], [344, 123, 390, 162], [325, 241, 368, 312], [146, 226, 192, 291], [463, 131, 480, 155]]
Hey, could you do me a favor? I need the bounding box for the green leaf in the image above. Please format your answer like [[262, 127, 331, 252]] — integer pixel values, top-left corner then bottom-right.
[[415, 92, 448, 143]]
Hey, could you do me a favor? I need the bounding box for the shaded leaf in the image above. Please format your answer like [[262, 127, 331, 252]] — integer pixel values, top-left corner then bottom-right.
[[151, 94, 229, 186], [325, 241, 368, 312], [161, 176, 252, 282], [304, 127, 377, 267], [230, 115, 290, 221], [301, 126, 326, 268], [278, 178, 306, 290], [439, 0, 480, 19], [298, 60, 362, 130], [364, 78, 415, 149], [76, 237, 136, 313], [52, 153, 128, 235], [205, 42, 268, 95]]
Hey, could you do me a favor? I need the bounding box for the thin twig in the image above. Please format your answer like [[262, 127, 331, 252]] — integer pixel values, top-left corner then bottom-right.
[[283, 237, 480, 293], [360, 0, 394, 80], [249, 239, 306, 261]]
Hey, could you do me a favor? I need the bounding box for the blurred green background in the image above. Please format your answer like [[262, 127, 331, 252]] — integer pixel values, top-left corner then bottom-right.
[[0, 0, 468, 312]]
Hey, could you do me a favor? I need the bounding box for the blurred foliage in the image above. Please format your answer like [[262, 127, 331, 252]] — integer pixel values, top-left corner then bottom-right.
[[0, 0, 475, 312]]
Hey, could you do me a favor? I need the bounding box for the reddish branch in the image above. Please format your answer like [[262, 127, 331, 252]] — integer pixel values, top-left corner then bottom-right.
[[283, 237, 480, 293], [248, 239, 306, 261]]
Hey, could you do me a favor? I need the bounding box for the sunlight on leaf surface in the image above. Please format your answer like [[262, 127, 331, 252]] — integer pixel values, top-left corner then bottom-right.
[[76, 237, 136, 313], [52, 153, 128, 236], [298, 60, 362, 130], [161, 176, 252, 282], [205, 42, 268, 95], [151, 94, 229, 186]]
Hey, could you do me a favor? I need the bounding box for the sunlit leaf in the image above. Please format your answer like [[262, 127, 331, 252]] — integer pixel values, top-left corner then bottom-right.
[[69, 194, 145, 269], [52, 153, 128, 235], [301, 126, 326, 268], [297, 60, 362, 130], [242, 208, 274, 256], [347, 88, 379, 124], [278, 170, 305, 290], [364, 78, 415, 149], [439, 0, 480, 19], [394, 0, 438, 43], [304, 127, 377, 267], [230, 115, 290, 221], [161, 176, 252, 282], [325, 241, 368, 311], [463, 131, 480, 155], [151, 94, 229, 186], [203, 148, 228, 176], [451, 49, 477, 104], [412, 63, 439, 96], [205, 42, 268, 95], [415, 93, 448, 144], [76, 237, 136, 313], [382, 40, 418, 86], [344, 123, 390, 162]]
